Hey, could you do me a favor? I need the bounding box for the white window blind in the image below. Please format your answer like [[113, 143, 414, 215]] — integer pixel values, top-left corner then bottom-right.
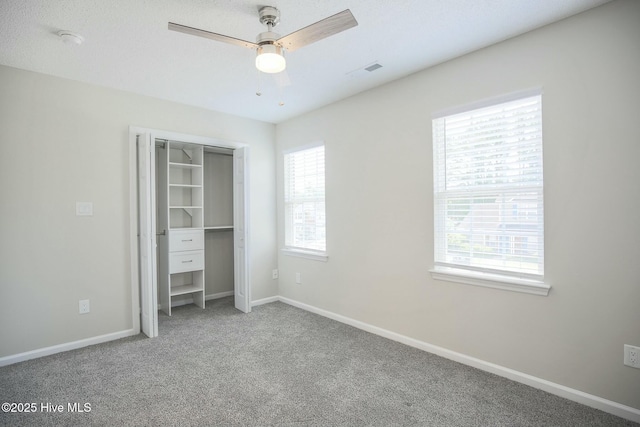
[[433, 93, 544, 283], [284, 143, 326, 253]]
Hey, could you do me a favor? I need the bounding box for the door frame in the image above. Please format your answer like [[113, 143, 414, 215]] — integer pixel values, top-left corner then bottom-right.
[[129, 126, 251, 337]]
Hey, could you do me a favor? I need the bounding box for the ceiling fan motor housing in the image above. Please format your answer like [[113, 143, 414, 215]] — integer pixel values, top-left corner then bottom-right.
[[259, 6, 280, 27], [257, 6, 282, 49], [256, 31, 280, 45]]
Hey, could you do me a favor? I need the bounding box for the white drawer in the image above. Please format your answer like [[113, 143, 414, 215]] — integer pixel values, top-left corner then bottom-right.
[[170, 230, 204, 252], [169, 250, 204, 273]]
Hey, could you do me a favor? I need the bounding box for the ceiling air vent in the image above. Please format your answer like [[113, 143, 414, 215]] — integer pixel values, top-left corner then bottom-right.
[[346, 62, 383, 78]]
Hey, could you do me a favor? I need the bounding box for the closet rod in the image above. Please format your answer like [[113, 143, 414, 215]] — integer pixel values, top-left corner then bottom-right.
[[204, 152, 233, 157], [204, 226, 234, 232], [154, 138, 234, 156]]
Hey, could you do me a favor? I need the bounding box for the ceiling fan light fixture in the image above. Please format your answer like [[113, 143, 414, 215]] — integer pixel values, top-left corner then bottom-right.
[[255, 44, 286, 73]]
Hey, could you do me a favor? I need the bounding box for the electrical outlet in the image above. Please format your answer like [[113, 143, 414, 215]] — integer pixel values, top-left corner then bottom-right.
[[295, 272, 301, 284], [272, 269, 279, 279], [624, 345, 640, 368], [79, 299, 90, 314]]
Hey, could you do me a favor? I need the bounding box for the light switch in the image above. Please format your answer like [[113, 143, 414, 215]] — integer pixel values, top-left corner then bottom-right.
[[76, 202, 93, 216]]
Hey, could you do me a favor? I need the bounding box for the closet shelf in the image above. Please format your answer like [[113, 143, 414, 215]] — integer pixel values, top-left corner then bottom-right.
[[170, 284, 203, 297], [169, 184, 202, 188]]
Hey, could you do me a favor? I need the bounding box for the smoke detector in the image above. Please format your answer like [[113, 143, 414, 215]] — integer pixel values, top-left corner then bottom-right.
[[57, 31, 84, 45]]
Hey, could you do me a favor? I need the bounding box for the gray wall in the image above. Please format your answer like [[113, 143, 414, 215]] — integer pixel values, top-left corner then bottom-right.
[[0, 65, 278, 357], [275, 0, 640, 409], [203, 152, 235, 297]]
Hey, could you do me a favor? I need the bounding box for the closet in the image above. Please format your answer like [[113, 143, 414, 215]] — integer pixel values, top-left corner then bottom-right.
[[155, 139, 234, 315]]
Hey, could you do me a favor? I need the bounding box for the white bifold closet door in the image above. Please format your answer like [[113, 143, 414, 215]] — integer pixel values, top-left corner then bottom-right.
[[137, 133, 158, 338], [233, 146, 250, 313]]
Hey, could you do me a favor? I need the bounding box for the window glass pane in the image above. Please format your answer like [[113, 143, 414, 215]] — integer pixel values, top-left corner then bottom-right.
[[433, 94, 543, 279], [284, 145, 326, 252]]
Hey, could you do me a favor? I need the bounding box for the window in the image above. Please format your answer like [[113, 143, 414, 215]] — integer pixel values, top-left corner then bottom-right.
[[283, 143, 327, 260], [431, 90, 548, 295]]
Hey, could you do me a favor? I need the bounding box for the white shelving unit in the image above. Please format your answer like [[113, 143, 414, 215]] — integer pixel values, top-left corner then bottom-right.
[[155, 141, 236, 316], [158, 142, 205, 315]]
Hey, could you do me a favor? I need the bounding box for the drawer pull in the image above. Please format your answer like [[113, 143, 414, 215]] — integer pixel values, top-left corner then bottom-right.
[[181, 239, 193, 242], [182, 260, 193, 263]]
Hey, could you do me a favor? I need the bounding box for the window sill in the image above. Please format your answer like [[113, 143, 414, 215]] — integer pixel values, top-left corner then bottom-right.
[[281, 248, 328, 262], [429, 267, 550, 296]]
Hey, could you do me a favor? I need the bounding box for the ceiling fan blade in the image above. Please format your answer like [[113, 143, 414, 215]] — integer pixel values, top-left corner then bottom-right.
[[277, 9, 358, 52], [168, 22, 258, 49]]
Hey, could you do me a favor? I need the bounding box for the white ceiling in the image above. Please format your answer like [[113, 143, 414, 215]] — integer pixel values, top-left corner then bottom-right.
[[0, 0, 610, 124]]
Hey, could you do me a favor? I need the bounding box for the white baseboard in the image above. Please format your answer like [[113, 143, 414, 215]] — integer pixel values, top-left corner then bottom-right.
[[0, 329, 137, 368], [277, 296, 640, 424], [206, 290, 235, 301], [251, 296, 279, 307]]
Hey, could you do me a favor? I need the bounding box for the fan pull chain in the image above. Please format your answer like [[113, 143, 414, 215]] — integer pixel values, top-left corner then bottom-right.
[[278, 84, 285, 107], [256, 68, 262, 96]]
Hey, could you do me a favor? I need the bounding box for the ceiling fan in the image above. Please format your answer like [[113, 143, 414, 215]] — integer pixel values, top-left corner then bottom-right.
[[168, 6, 358, 74]]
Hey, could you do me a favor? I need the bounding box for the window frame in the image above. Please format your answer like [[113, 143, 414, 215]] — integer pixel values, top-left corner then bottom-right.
[[430, 89, 549, 296], [282, 142, 328, 262]]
